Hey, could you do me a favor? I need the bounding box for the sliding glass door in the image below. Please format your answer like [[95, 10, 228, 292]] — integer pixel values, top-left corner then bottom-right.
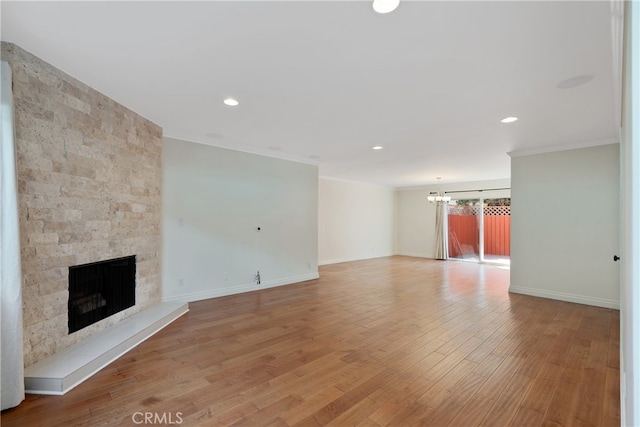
[[482, 198, 510, 264], [447, 198, 510, 265], [447, 199, 481, 261]]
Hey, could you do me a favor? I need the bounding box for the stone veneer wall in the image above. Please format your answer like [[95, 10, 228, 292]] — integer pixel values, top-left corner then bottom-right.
[[1, 43, 162, 367]]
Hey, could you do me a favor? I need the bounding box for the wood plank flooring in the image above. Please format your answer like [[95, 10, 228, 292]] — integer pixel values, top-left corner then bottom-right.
[[1, 256, 620, 426]]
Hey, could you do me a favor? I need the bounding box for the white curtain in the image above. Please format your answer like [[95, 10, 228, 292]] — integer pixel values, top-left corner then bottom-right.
[[434, 200, 448, 260], [1, 61, 25, 410]]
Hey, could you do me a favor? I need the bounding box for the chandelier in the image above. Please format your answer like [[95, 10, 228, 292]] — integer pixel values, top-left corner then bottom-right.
[[427, 177, 451, 203]]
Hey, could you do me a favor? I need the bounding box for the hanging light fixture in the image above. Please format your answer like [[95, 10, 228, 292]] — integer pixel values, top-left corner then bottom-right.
[[373, 0, 400, 14], [427, 177, 451, 203], [428, 194, 451, 203]]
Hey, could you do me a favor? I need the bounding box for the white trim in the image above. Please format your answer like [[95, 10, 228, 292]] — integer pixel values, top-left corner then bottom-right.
[[318, 175, 396, 189], [509, 285, 619, 310], [621, 1, 640, 424], [508, 138, 619, 158], [396, 179, 511, 192], [163, 135, 320, 166], [318, 254, 398, 266], [394, 252, 434, 260], [162, 272, 319, 304]]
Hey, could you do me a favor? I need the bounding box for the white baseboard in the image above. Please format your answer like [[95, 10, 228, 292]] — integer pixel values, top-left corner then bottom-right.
[[162, 272, 320, 304], [318, 254, 397, 266], [395, 252, 434, 259], [318, 256, 364, 266], [509, 285, 620, 309]]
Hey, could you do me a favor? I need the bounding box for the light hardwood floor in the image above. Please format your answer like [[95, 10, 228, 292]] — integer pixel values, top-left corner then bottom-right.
[[1, 256, 620, 426]]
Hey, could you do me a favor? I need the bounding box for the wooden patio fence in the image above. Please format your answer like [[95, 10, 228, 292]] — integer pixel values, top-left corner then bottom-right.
[[447, 205, 510, 257]]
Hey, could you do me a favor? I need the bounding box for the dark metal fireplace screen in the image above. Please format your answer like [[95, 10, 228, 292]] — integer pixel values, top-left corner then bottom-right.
[[68, 255, 136, 334]]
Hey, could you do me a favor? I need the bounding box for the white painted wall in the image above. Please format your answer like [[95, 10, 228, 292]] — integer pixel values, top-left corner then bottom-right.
[[396, 179, 510, 258], [621, 1, 640, 423], [318, 177, 396, 265], [162, 138, 319, 303], [510, 144, 620, 309]]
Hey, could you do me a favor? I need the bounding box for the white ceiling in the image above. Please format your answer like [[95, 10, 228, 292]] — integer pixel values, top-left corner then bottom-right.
[[1, 1, 620, 188]]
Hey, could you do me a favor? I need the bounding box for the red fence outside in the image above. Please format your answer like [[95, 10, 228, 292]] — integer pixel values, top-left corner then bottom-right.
[[447, 205, 510, 257], [484, 214, 511, 256], [448, 214, 478, 258]]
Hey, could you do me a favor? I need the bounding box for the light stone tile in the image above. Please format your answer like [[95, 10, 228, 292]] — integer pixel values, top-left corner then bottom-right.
[[26, 181, 61, 197], [36, 254, 76, 272], [42, 291, 68, 316], [52, 209, 81, 222], [131, 203, 146, 213], [62, 92, 91, 114], [41, 278, 68, 294], [4, 42, 162, 367], [28, 232, 59, 245], [23, 219, 44, 234]]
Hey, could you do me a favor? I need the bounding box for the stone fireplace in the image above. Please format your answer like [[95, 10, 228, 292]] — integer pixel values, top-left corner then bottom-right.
[[1, 42, 163, 368]]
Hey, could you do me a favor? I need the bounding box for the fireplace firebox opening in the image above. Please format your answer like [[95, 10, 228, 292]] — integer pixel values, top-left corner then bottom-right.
[[68, 255, 136, 334]]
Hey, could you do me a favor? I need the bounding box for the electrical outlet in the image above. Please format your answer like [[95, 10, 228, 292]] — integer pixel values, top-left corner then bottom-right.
[[178, 278, 184, 287]]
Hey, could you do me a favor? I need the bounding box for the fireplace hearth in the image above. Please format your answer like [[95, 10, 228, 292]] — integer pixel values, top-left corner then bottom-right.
[[68, 256, 136, 334]]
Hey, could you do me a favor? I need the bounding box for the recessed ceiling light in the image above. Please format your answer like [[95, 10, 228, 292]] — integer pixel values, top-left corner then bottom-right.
[[223, 98, 239, 106], [373, 0, 400, 14], [500, 116, 518, 124], [557, 75, 594, 89], [372, 145, 384, 150]]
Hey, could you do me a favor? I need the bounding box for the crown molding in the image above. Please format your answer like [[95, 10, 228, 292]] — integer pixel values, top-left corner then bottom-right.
[[507, 138, 619, 158], [163, 134, 321, 166], [319, 175, 396, 189]]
